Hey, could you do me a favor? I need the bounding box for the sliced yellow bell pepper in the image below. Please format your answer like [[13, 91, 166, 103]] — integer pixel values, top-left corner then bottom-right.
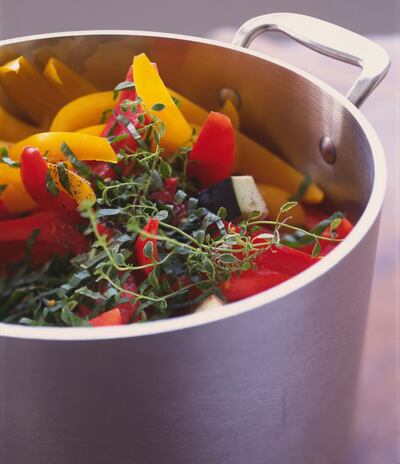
[[167, 88, 209, 126], [47, 163, 96, 206], [76, 124, 105, 136], [256, 184, 306, 226], [9, 132, 117, 163], [133, 54, 192, 153], [0, 56, 66, 127], [0, 164, 36, 214], [0, 106, 37, 142], [43, 57, 97, 101], [50, 91, 116, 132], [236, 133, 323, 204], [220, 99, 240, 130]]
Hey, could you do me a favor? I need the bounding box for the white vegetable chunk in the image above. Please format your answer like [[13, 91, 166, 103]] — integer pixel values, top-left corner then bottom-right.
[[231, 176, 268, 218], [194, 295, 224, 313]]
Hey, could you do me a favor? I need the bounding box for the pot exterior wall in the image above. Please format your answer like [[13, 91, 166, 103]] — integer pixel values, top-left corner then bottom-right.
[[0, 217, 380, 464]]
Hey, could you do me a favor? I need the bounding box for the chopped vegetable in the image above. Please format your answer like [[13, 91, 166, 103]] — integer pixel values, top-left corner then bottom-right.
[[188, 111, 234, 187], [9, 132, 117, 163], [0, 53, 352, 327], [50, 91, 116, 131], [0, 56, 66, 127], [89, 308, 123, 327], [43, 57, 97, 101], [133, 53, 192, 153], [198, 175, 267, 220]]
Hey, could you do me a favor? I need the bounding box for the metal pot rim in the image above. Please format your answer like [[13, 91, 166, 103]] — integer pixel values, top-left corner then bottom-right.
[[0, 30, 387, 340]]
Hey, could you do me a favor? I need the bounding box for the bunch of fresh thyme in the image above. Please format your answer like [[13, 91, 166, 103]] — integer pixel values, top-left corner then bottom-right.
[[0, 93, 343, 326]]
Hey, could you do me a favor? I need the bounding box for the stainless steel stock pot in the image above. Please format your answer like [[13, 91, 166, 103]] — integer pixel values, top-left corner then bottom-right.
[[0, 13, 390, 464]]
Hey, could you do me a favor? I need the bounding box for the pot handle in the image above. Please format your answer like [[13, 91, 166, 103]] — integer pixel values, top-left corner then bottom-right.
[[233, 13, 390, 107]]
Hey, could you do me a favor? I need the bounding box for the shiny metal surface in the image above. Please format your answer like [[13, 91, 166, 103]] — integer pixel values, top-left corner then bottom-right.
[[233, 13, 391, 107], [0, 19, 388, 464]]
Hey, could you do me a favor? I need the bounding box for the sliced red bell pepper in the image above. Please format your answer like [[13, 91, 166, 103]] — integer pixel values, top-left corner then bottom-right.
[[135, 217, 159, 275], [89, 307, 123, 327], [254, 244, 318, 276], [317, 217, 354, 256], [221, 268, 289, 302], [0, 210, 88, 256], [20, 146, 78, 215], [188, 111, 234, 187]]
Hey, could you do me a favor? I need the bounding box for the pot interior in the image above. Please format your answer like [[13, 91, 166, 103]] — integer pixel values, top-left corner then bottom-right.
[[0, 32, 376, 220]]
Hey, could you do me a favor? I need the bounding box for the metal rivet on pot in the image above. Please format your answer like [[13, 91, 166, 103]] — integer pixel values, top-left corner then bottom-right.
[[319, 136, 337, 165], [218, 88, 241, 109]]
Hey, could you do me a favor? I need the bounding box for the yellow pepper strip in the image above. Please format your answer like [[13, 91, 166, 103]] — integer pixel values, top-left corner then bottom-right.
[[43, 58, 97, 101], [47, 163, 96, 207], [236, 133, 323, 204], [167, 88, 209, 126], [9, 132, 117, 163], [220, 99, 240, 130], [0, 106, 37, 142], [133, 54, 193, 153], [0, 56, 66, 127], [76, 124, 106, 136], [50, 91, 116, 132], [256, 184, 306, 226], [0, 164, 36, 214]]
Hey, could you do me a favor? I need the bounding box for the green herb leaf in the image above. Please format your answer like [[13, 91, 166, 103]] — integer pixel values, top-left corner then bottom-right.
[[159, 159, 172, 179], [152, 103, 165, 112], [45, 171, 59, 196], [280, 201, 298, 213], [311, 240, 321, 258], [61, 308, 91, 327], [57, 162, 72, 194], [330, 217, 342, 235], [289, 174, 312, 202], [143, 241, 154, 258], [61, 142, 93, 178], [113, 80, 135, 99]]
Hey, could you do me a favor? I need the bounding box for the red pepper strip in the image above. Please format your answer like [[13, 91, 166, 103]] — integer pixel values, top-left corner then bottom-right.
[[188, 111, 234, 187], [317, 218, 354, 256], [89, 308, 123, 327], [0, 210, 88, 256], [300, 217, 354, 256], [117, 275, 141, 323], [20, 146, 78, 215], [253, 242, 318, 276], [135, 218, 159, 275], [221, 269, 289, 302]]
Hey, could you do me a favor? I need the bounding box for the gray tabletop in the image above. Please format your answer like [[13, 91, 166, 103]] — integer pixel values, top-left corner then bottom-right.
[[209, 29, 399, 464]]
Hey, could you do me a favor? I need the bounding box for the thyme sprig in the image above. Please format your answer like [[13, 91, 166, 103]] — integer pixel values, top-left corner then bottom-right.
[[0, 82, 344, 326]]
